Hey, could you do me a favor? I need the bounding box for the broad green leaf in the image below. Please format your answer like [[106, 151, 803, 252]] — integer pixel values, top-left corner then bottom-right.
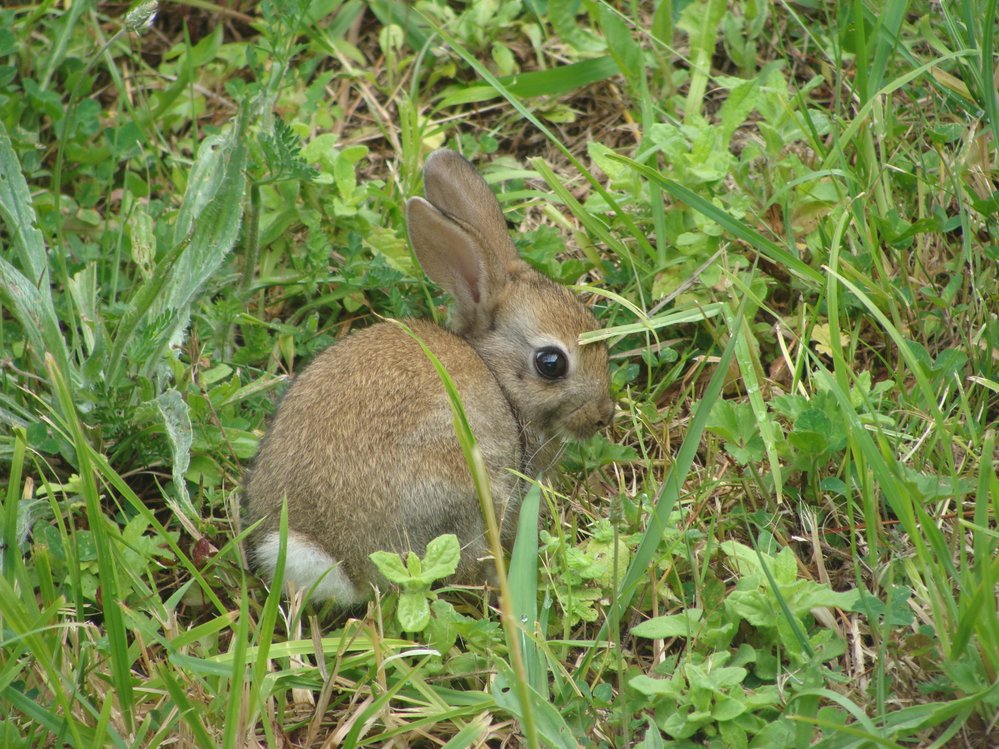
[[632, 609, 704, 639], [629, 674, 683, 698], [548, 0, 605, 53], [599, 6, 642, 90], [711, 694, 748, 722], [0, 121, 48, 283], [369, 550, 411, 584], [725, 588, 772, 627], [154, 113, 248, 354], [493, 665, 578, 749], [421, 533, 460, 581], [397, 590, 431, 632], [718, 75, 762, 138]]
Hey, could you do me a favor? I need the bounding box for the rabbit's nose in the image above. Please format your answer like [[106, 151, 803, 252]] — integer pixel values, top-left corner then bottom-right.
[[595, 398, 616, 429]]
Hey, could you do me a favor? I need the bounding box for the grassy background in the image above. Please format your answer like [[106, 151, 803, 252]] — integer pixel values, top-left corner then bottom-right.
[[1, 0, 997, 746]]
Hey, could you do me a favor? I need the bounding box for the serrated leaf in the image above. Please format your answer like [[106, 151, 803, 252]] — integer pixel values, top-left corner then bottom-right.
[[153, 115, 248, 355], [718, 76, 762, 138], [548, 0, 605, 53], [259, 118, 319, 183], [600, 6, 642, 89], [0, 122, 71, 376], [155, 389, 195, 517]]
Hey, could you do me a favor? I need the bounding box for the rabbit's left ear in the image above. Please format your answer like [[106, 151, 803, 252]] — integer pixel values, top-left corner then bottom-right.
[[406, 150, 519, 333]]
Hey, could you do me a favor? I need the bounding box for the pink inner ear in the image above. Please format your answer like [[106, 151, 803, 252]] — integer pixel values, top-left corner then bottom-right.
[[462, 268, 481, 303], [454, 248, 482, 304]]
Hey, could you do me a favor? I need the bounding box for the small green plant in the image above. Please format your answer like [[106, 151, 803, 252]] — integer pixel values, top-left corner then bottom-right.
[[629, 539, 861, 745], [630, 648, 787, 747], [370, 533, 461, 632], [540, 519, 632, 628]]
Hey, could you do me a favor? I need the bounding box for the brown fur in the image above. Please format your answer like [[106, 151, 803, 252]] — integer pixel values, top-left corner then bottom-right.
[[243, 149, 614, 601]]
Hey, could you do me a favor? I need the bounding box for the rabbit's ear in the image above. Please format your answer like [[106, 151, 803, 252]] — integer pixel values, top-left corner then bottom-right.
[[406, 151, 518, 332], [406, 198, 492, 332], [421, 150, 516, 264]]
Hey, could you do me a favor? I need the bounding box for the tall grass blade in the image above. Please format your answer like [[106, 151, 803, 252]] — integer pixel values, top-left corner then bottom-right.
[[222, 578, 250, 749], [2, 427, 26, 578], [440, 57, 620, 106], [509, 483, 544, 695], [46, 353, 135, 732], [868, 0, 908, 97], [157, 663, 216, 748]]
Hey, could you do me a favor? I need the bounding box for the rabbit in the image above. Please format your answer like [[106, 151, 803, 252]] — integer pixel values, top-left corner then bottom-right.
[[242, 149, 614, 606]]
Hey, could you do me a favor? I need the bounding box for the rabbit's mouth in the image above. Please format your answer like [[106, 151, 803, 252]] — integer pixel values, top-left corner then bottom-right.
[[558, 400, 613, 440]]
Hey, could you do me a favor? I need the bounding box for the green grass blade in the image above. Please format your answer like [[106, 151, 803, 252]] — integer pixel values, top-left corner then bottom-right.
[[868, 0, 908, 96], [222, 578, 250, 749], [2, 686, 103, 748], [45, 353, 135, 733], [822, 265, 949, 460], [439, 56, 620, 106], [530, 157, 644, 264], [393, 320, 540, 749], [509, 483, 544, 695], [246, 503, 288, 727], [156, 663, 216, 748], [2, 427, 26, 579], [579, 303, 725, 344]]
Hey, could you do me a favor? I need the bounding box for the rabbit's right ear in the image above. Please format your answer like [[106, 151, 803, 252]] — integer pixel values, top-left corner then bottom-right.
[[406, 151, 518, 333]]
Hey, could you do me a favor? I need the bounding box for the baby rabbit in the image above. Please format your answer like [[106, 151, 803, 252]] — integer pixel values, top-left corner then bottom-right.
[[243, 149, 614, 606]]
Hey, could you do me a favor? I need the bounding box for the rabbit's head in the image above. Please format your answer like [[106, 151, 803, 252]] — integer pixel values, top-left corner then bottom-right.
[[406, 150, 614, 454]]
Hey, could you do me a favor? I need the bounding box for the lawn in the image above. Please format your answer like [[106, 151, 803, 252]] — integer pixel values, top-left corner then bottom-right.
[[0, 1, 996, 747]]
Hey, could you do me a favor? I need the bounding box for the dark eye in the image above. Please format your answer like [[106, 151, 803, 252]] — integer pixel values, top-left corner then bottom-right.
[[534, 347, 568, 379]]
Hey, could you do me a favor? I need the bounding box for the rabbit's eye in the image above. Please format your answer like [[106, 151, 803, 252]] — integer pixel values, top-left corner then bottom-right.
[[534, 347, 568, 379]]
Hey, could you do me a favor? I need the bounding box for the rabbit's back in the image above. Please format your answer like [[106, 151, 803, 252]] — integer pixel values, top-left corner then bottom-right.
[[243, 319, 523, 600]]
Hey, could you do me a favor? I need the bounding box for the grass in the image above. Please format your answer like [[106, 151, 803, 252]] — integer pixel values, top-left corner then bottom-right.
[[0, 0, 997, 746]]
